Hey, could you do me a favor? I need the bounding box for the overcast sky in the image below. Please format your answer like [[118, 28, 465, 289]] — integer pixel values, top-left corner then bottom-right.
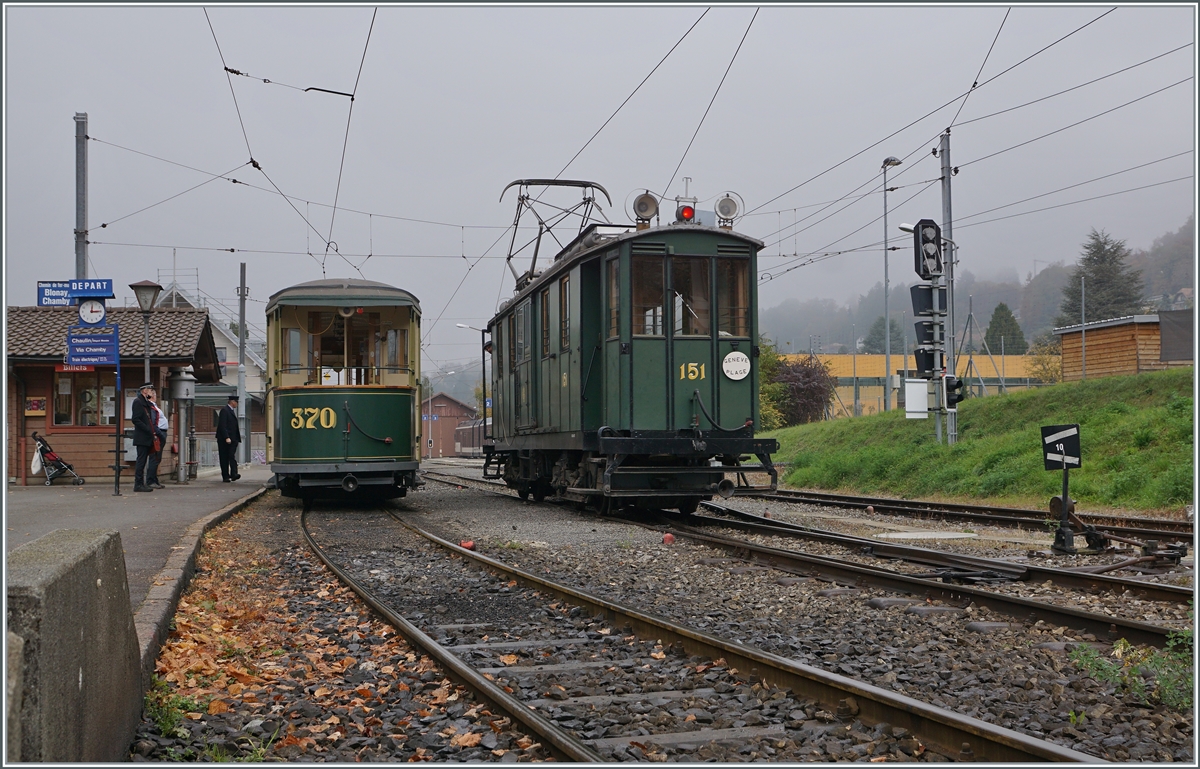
[[4, 3, 1195, 375]]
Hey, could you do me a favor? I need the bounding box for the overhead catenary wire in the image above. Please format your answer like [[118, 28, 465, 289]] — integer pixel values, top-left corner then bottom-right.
[[745, 6, 1123, 217], [93, 161, 250, 231], [758, 173, 1192, 284], [322, 7, 377, 278], [957, 77, 1193, 170], [948, 7, 1011, 127], [659, 7, 759, 201], [952, 42, 1193, 129], [553, 7, 709, 180], [88, 136, 508, 230]]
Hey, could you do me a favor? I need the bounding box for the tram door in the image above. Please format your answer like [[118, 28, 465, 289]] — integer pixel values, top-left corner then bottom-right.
[[514, 299, 534, 429]]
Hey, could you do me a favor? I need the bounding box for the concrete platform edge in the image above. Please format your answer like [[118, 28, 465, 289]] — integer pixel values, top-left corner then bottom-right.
[[133, 486, 269, 691]]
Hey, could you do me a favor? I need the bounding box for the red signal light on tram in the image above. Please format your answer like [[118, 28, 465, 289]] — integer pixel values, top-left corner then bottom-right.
[[675, 205, 696, 223]]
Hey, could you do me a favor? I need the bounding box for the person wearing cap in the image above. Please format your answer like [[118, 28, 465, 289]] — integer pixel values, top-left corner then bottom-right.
[[131, 383, 157, 492], [216, 394, 241, 482]]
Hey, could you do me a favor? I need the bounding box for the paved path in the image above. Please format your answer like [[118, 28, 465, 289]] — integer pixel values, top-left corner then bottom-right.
[[4, 464, 273, 610]]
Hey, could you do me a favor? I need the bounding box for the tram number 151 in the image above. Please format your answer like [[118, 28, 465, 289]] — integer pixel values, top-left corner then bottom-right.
[[291, 407, 337, 429], [679, 362, 706, 380]]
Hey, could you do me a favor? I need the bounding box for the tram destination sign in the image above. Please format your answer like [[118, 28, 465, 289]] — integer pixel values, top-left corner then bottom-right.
[[1041, 424, 1081, 471]]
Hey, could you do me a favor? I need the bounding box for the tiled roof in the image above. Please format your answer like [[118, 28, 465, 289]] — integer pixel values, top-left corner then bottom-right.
[[6, 306, 220, 373]]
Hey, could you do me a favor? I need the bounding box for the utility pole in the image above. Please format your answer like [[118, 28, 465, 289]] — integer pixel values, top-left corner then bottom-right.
[[74, 112, 88, 280], [237, 263, 248, 464], [1080, 276, 1086, 382], [939, 129, 958, 445]]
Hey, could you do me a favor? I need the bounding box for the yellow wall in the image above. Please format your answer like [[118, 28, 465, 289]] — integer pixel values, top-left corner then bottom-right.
[[782, 353, 1035, 379]]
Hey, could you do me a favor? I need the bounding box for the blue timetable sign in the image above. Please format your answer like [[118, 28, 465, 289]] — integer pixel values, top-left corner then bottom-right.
[[38, 281, 72, 306], [67, 279, 114, 299], [66, 328, 119, 366]]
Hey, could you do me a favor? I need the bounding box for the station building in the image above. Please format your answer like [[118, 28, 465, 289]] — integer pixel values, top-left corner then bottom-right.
[[6, 306, 222, 485]]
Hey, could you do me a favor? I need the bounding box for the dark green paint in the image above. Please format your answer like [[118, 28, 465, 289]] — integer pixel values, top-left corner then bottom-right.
[[275, 387, 414, 462]]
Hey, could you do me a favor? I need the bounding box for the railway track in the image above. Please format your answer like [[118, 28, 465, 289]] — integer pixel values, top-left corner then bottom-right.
[[648, 510, 1180, 648], [693, 502, 1193, 607], [300, 507, 1098, 763], [755, 489, 1193, 540]]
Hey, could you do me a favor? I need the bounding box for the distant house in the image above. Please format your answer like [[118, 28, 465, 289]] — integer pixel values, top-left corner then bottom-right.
[[1053, 310, 1193, 382], [421, 393, 478, 458]]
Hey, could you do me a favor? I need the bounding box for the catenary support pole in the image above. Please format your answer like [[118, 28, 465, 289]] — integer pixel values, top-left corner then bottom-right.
[[939, 130, 957, 444], [238, 263, 248, 465], [75, 112, 88, 280], [1080, 276, 1086, 382]]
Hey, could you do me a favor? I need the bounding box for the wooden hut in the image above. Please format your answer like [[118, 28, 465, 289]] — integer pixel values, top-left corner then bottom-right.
[[1053, 310, 1193, 382]]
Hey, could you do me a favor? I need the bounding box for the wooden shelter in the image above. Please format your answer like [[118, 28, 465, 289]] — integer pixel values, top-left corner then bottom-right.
[[1053, 310, 1193, 382]]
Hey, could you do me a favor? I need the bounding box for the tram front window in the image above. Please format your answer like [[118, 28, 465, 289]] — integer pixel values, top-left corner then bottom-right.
[[632, 256, 664, 336], [672, 257, 710, 336]]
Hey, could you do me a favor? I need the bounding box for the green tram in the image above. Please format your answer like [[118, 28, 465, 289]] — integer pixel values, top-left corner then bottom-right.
[[484, 181, 778, 513], [265, 279, 422, 504]]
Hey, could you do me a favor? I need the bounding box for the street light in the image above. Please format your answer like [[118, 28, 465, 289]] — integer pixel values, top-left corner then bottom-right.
[[881, 156, 902, 412], [457, 323, 492, 446], [129, 280, 163, 383], [425, 369, 455, 459]]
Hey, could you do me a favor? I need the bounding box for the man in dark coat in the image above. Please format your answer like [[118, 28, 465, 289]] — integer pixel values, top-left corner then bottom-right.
[[216, 395, 241, 482], [131, 383, 156, 492]]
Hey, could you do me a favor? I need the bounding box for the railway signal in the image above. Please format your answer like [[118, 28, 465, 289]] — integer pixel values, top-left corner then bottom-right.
[[913, 218, 943, 279], [945, 375, 965, 408]]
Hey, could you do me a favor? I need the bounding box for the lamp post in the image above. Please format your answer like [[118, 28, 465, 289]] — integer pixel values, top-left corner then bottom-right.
[[425, 369, 455, 459], [129, 280, 163, 384], [458, 323, 491, 448], [881, 156, 902, 412]]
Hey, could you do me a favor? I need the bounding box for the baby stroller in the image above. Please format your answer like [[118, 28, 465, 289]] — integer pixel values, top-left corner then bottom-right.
[[31, 432, 85, 486]]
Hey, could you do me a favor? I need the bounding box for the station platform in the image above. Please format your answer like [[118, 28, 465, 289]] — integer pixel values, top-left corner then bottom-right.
[[4, 463, 272, 611]]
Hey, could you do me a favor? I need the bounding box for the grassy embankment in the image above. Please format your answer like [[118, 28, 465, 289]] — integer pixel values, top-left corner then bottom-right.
[[761, 367, 1194, 514]]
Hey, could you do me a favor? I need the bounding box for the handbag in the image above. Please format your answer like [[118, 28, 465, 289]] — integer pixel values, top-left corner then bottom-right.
[[153, 435, 162, 453]]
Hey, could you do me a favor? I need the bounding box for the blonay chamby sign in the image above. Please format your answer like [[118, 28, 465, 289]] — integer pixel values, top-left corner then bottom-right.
[[38, 279, 115, 306]]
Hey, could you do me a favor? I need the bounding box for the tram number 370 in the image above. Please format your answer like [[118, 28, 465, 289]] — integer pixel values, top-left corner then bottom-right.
[[290, 407, 338, 429], [678, 362, 706, 380]]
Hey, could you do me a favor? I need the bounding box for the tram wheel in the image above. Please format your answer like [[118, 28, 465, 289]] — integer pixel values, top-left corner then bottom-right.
[[678, 498, 699, 515], [532, 486, 546, 504], [517, 487, 529, 501]]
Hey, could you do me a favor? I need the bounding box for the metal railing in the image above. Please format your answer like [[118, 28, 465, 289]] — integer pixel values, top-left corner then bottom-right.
[[276, 365, 415, 386], [194, 433, 267, 467]]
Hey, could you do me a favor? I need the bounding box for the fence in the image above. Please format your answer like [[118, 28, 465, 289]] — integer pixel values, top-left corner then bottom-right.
[[193, 433, 267, 467]]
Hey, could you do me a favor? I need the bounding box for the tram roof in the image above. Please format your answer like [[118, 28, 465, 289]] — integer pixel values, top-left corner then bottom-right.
[[266, 279, 421, 313]]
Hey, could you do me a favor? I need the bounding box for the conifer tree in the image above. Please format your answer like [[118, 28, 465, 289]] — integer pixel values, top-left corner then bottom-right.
[[983, 303, 1027, 355], [1055, 229, 1145, 327]]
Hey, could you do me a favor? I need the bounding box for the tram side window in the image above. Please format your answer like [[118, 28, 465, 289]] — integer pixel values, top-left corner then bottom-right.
[[672, 257, 711, 336], [559, 275, 570, 351], [717, 258, 750, 337], [631, 256, 664, 336], [282, 328, 302, 372], [515, 300, 531, 362], [384, 329, 408, 371], [540, 288, 551, 358], [606, 259, 619, 339], [507, 315, 516, 370]]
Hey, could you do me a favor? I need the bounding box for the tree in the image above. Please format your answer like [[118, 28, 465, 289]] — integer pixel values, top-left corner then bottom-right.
[[774, 354, 837, 426], [1055, 229, 1145, 327], [756, 336, 786, 431], [860, 316, 904, 354], [1027, 333, 1062, 384], [983, 303, 1027, 355]]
